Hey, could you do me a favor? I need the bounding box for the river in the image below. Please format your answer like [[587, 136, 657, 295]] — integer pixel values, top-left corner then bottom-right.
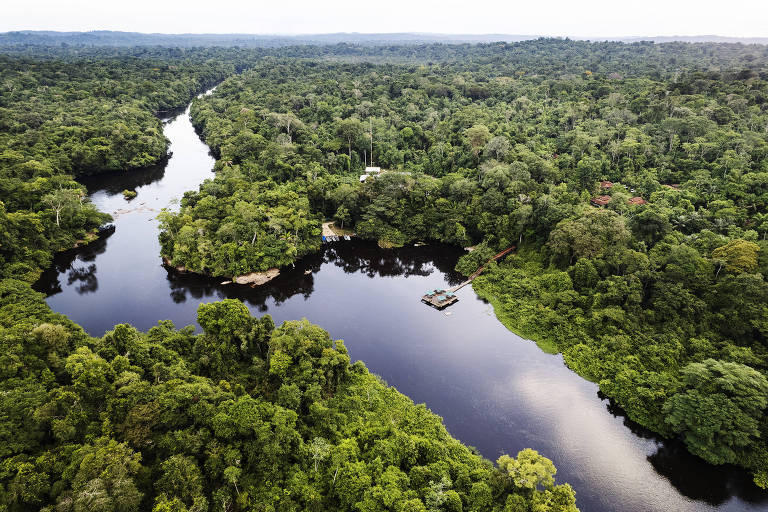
[[36, 94, 768, 512]]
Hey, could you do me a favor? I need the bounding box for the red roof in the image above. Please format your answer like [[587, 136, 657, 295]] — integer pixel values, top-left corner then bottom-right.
[[600, 180, 613, 189], [628, 196, 647, 205], [591, 195, 612, 206]]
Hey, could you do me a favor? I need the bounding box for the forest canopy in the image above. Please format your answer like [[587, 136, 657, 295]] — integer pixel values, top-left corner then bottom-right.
[[3, 38, 768, 510], [0, 283, 578, 511], [0, 43, 588, 512], [0, 49, 245, 282], [157, 41, 768, 486]]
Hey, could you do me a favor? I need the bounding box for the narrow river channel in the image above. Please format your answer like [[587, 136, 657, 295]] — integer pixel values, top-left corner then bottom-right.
[[36, 93, 768, 512]]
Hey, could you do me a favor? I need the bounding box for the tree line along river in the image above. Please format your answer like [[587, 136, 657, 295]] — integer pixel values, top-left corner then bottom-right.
[[36, 92, 768, 512]]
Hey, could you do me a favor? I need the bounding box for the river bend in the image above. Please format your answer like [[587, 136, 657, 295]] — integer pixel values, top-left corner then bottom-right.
[[37, 94, 768, 512]]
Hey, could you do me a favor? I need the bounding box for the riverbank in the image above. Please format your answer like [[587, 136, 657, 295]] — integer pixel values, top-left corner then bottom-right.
[[322, 220, 355, 237], [71, 225, 113, 248], [469, 244, 768, 493], [38, 87, 768, 511], [162, 256, 282, 288]]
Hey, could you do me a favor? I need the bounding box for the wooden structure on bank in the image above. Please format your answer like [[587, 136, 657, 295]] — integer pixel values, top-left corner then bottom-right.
[[421, 246, 515, 310]]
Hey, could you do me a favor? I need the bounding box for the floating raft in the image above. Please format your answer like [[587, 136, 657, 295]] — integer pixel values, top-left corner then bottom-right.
[[421, 289, 458, 309]]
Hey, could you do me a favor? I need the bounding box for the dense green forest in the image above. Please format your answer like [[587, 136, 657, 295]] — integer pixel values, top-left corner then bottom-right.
[[4, 38, 768, 510], [0, 45, 582, 511], [0, 49, 244, 282], [0, 283, 576, 511], [157, 41, 768, 486]]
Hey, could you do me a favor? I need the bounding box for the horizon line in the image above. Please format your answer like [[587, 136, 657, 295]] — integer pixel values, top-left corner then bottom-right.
[[2, 29, 768, 41]]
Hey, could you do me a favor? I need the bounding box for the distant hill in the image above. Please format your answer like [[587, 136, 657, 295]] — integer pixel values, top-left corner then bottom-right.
[[613, 35, 768, 44], [0, 31, 537, 47], [1, 30, 766, 47]]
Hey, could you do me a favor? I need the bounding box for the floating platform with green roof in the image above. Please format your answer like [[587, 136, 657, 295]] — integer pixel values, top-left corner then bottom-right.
[[421, 289, 458, 309]]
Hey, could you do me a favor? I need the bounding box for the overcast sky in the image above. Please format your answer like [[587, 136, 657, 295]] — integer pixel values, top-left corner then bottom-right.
[[3, 0, 767, 38]]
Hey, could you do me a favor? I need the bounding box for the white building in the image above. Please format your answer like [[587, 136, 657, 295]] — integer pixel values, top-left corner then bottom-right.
[[360, 166, 382, 182]]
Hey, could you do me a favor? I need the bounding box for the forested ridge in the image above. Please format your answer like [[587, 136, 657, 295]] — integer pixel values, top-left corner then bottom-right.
[[157, 41, 768, 486], [0, 45, 580, 511]]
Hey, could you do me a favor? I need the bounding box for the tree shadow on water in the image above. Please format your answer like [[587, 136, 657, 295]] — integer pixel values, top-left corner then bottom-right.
[[165, 255, 321, 311], [325, 239, 465, 284], [79, 164, 166, 195], [67, 264, 98, 294], [163, 240, 466, 313], [34, 230, 112, 296], [648, 441, 768, 507], [599, 391, 768, 507]]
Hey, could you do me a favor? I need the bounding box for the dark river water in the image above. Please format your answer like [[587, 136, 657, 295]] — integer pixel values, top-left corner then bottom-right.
[[36, 96, 768, 512]]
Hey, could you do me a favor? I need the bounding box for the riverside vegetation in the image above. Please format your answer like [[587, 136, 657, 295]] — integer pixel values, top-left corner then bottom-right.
[[0, 48, 241, 282], [3, 38, 768, 510], [157, 41, 768, 488], [0, 46, 580, 511]]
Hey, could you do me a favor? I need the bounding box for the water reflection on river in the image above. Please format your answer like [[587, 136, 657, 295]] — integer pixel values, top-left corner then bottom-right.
[[37, 103, 768, 512]]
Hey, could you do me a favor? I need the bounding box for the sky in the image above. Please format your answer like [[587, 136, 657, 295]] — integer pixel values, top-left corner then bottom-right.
[[3, 0, 767, 38]]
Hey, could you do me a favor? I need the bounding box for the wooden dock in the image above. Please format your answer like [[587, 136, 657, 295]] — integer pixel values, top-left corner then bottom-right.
[[421, 246, 515, 309]]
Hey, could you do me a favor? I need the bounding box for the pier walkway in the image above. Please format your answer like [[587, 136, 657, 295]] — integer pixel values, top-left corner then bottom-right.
[[421, 246, 515, 309]]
